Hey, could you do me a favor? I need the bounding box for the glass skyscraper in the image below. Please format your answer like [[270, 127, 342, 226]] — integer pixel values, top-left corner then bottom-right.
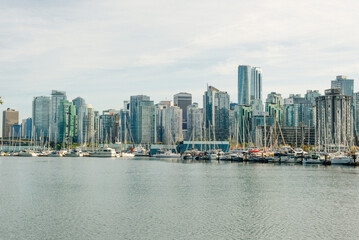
[[238, 65, 262, 106], [32, 96, 51, 140]]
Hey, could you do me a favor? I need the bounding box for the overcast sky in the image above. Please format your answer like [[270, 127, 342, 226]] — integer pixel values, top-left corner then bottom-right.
[[1, 0, 359, 124]]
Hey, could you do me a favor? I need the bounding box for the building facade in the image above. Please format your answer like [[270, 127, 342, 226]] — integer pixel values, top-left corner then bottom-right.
[[32, 96, 51, 140], [2, 108, 19, 138], [50, 90, 67, 141], [316, 89, 353, 148]]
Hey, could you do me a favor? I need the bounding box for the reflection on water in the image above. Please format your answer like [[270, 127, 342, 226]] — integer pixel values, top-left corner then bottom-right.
[[0, 157, 359, 239]]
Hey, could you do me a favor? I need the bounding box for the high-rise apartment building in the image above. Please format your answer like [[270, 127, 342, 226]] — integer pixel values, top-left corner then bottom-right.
[[2, 108, 19, 138], [316, 89, 353, 147], [283, 94, 313, 127], [72, 97, 86, 115], [204, 86, 230, 141], [50, 90, 67, 141], [238, 65, 262, 105], [331, 75, 354, 97], [187, 103, 203, 140], [32, 96, 51, 139], [21, 118, 32, 139], [130, 95, 156, 144], [58, 100, 77, 144], [78, 104, 95, 144], [174, 92, 192, 131]]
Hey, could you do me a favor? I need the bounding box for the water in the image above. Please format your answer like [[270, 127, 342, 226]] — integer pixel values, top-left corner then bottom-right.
[[1, 157, 359, 240]]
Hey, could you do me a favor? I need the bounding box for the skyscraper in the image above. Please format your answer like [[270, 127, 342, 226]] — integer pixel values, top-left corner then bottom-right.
[[78, 104, 95, 144], [32, 96, 51, 139], [50, 90, 67, 141], [238, 65, 251, 105], [58, 100, 77, 144], [204, 86, 230, 141], [251, 67, 262, 101], [331, 75, 354, 97], [174, 92, 192, 130], [72, 97, 86, 115], [238, 65, 262, 105], [2, 108, 19, 138], [316, 89, 353, 147], [130, 95, 156, 144]]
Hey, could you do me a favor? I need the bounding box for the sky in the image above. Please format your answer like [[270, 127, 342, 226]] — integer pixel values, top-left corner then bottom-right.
[[1, 0, 359, 125]]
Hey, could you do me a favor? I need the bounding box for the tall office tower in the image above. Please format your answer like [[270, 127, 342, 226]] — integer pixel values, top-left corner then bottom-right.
[[238, 65, 262, 106], [305, 90, 321, 106], [331, 75, 354, 97], [238, 65, 251, 105], [155, 105, 183, 144], [130, 95, 156, 144], [283, 94, 313, 127], [50, 90, 67, 141], [99, 113, 114, 143], [251, 67, 262, 101], [21, 118, 32, 139], [72, 97, 86, 115], [316, 89, 353, 147], [58, 100, 77, 144], [203, 86, 230, 141], [2, 108, 19, 138], [174, 92, 192, 130], [265, 92, 283, 125], [187, 103, 203, 140], [77, 104, 95, 144], [32, 96, 51, 140]]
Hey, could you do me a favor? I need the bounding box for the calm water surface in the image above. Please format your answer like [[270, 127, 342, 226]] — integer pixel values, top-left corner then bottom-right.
[[1, 157, 359, 240]]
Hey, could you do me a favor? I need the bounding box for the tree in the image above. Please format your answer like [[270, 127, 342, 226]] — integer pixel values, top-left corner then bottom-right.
[[0, 96, 2, 105]]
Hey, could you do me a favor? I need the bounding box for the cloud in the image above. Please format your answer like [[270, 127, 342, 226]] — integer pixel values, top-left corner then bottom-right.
[[1, 0, 359, 126]]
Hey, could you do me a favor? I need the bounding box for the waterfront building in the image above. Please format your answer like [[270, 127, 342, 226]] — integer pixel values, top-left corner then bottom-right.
[[78, 104, 95, 144], [251, 67, 262, 101], [316, 89, 353, 148], [305, 90, 321, 106], [204, 86, 230, 141], [238, 65, 262, 105], [58, 100, 77, 144], [10, 124, 21, 138], [331, 75, 354, 97], [255, 124, 315, 147], [50, 90, 67, 141], [130, 95, 156, 144], [174, 92, 192, 140], [187, 103, 203, 141], [32, 96, 51, 140], [283, 94, 313, 127], [265, 92, 283, 125], [99, 113, 114, 143], [21, 118, 32, 139], [118, 108, 131, 143], [2, 108, 19, 138], [72, 97, 86, 115], [232, 105, 252, 145]]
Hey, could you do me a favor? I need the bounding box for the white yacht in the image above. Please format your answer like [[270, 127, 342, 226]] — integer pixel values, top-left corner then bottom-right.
[[18, 150, 39, 157], [48, 151, 63, 157], [153, 150, 180, 159], [133, 145, 149, 156], [118, 152, 135, 157], [330, 153, 353, 165], [90, 147, 117, 158], [65, 148, 84, 157]]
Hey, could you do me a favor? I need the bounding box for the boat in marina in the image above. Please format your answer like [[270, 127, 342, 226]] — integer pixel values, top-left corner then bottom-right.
[[329, 153, 353, 165], [133, 145, 149, 157], [90, 147, 116, 157], [48, 151, 63, 157], [18, 149, 39, 157], [65, 148, 84, 157], [153, 149, 180, 159], [118, 152, 135, 157]]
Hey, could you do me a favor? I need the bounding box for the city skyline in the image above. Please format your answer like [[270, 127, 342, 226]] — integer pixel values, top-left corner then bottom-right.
[[2, 0, 359, 127]]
